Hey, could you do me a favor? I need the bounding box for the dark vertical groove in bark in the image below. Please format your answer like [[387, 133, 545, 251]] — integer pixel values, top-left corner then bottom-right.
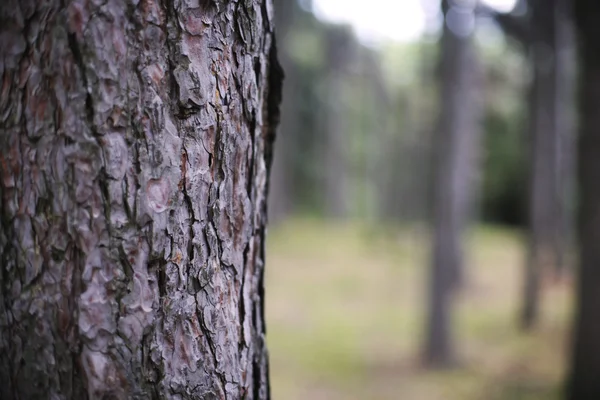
[[264, 36, 283, 174], [0, 0, 280, 398]]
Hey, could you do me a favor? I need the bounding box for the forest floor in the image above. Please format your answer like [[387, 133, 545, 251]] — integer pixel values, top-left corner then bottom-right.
[[265, 218, 573, 400]]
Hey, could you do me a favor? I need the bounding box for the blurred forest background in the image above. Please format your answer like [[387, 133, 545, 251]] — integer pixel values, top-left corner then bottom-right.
[[265, 0, 578, 399]]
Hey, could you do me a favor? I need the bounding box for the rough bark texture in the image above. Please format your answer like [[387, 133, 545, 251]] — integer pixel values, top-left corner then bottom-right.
[[424, 0, 482, 367], [568, 0, 600, 397], [0, 0, 282, 398]]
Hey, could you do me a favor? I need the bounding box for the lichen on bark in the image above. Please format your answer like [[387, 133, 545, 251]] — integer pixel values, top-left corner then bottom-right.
[[0, 0, 282, 398]]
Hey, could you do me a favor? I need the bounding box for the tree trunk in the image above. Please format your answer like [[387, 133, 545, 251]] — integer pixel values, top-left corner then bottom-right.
[[522, 45, 555, 329], [423, 0, 481, 367], [490, 0, 575, 330], [268, 0, 295, 223], [0, 0, 282, 398], [553, 0, 576, 278], [322, 26, 354, 219], [568, 0, 600, 397], [520, 0, 568, 330]]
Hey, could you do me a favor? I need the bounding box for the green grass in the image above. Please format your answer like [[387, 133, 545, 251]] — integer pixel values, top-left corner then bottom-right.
[[265, 218, 573, 400]]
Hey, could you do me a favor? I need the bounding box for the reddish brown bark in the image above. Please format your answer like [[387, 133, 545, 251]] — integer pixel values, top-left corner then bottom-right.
[[0, 0, 282, 398]]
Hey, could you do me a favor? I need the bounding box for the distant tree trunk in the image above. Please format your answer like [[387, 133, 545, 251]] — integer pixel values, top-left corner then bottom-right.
[[0, 0, 282, 399], [554, 0, 576, 278], [423, 0, 481, 367], [269, 0, 295, 223], [567, 0, 600, 397], [520, 0, 571, 330], [490, 0, 575, 330], [322, 27, 354, 218]]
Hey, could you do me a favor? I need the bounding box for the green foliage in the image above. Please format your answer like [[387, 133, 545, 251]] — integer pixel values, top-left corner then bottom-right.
[[481, 112, 527, 226], [479, 41, 529, 226]]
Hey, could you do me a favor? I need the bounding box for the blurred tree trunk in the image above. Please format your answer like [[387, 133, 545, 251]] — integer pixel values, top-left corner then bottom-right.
[[554, 0, 577, 278], [424, 0, 482, 367], [520, 0, 573, 330], [0, 0, 281, 398], [491, 0, 575, 330], [269, 0, 296, 223], [568, 0, 600, 397], [322, 27, 354, 218]]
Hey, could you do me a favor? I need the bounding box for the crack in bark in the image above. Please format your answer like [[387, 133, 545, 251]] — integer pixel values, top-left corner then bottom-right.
[[196, 291, 229, 399], [67, 33, 96, 138]]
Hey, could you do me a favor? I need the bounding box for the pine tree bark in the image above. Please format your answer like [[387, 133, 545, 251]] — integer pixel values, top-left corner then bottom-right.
[[0, 0, 282, 398], [568, 0, 600, 397]]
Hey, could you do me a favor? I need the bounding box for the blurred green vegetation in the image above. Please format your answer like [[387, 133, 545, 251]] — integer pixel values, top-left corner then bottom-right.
[[272, 0, 532, 227], [478, 40, 529, 226], [266, 219, 572, 400]]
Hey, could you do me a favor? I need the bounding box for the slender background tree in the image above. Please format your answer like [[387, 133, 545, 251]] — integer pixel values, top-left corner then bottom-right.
[[423, 0, 482, 367], [490, 0, 575, 330]]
